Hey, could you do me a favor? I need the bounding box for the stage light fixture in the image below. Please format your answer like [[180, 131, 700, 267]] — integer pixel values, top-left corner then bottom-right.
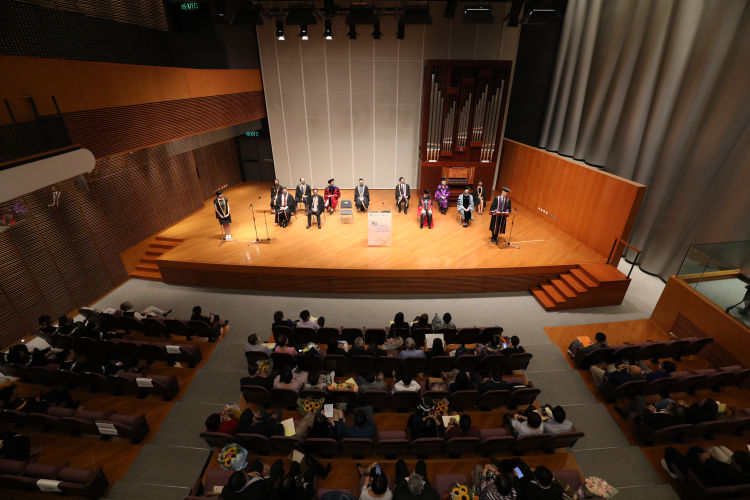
[[400, 6, 432, 25], [233, 6, 264, 25], [505, 0, 523, 26], [286, 6, 317, 25], [444, 0, 459, 18], [324, 20, 333, 39], [348, 24, 357, 40], [346, 8, 377, 26], [275, 20, 285, 40], [462, 5, 494, 23], [299, 24, 309, 40], [323, 0, 335, 18], [372, 20, 382, 39], [396, 22, 405, 39]]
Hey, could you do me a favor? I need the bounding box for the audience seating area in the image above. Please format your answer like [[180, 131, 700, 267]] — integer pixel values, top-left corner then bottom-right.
[[78, 308, 219, 342], [272, 325, 506, 347], [573, 337, 714, 369], [0, 458, 109, 498]]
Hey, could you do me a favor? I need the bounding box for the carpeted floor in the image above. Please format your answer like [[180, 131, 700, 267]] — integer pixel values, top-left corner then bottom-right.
[[559, 403, 631, 451], [106, 481, 191, 500], [203, 342, 255, 372], [151, 401, 227, 449], [181, 368, 246, 404], [122, 444, 212, 487], [573, 447, 663, 488], [526, 371, 598, 406], [523, 343, 573, 372], [613, 484, 681, 500]]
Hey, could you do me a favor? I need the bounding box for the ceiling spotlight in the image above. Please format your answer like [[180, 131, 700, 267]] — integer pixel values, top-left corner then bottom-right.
[[396, 22, 405, 40], [324, 20, 333, 40], [400, 6, 432, 25], [299, 25, 309, 40], [275, 20, 285, 40], [372, 20, 382, 39], [462, 5, 495, 23], [348, 24, 357, 40], [286, 6, 318, 25]]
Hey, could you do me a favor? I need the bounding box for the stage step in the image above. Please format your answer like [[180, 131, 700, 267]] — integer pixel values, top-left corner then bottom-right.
[[570, 268, 598, 289], [131, 269, 162, 281], [560, 273, 587, 293], [550, 278, 577, 298], [135, 262, 159, 272], [579, 262, 628, 282], [145, 250, 165, 257], [151, 242, 179, 249], [540, 283, 566, 304], [155, 236, 183, 243], [141, 257, 158, 264], [530, 287, 556, 310]]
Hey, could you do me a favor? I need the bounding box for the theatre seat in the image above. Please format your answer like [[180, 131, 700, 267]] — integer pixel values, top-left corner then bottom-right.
[[477, 390, 510, 410], [241, 385, 273, 407], [453, 355, 480, 372], [376, 431, 409, 459], [200, 432, 236, 449], [340, 437, 374, 458], [477, 428, 515, 456], [359, 390, 390, 412], [542, 431, 585, 453], [304, 438, 340, 458], [165, 319, 193, 340], [435, 474, 467, 498], [444, 437, 480, 458], [235, 434, 273, 454], [448, 390, 480, 412]]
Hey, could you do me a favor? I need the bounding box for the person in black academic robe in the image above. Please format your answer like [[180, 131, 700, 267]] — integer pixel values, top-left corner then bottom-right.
[[214, 190, 232, 240], [270, 180, 282, 211], [418, 190, 433, 229], [355, 179, 370, 212], [395, 177, 410, 214], [275, 189, 295, 228], [473, 181, 488, 215], [489, 187, 512, 243], [307, 189, 325, 229], [295, 178, 311, 212]]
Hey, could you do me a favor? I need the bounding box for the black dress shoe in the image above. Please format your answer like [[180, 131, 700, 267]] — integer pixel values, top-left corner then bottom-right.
[[491, 239, 497, 243], [318, 224, 321, 229], [420, 225, 424, 229], [306, 225, 310, 229]]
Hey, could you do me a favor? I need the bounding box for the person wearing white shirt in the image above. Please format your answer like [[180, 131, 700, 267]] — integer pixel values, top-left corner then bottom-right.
[[246, 334, 272, 355], [510, 411, 544, 437], [297, 310, 319, 332], [392, 372, 420, 394]]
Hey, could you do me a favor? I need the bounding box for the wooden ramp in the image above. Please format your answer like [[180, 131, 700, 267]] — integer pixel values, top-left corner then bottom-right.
[[131, 236, 185, 282], [530, 263, 631, 311]]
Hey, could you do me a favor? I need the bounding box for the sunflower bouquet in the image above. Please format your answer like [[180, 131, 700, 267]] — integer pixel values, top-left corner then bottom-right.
[[218, 443, 247, 471], [434, 399, 449, 416], [449, 483, 472, 500], [257, 359, 272, 374], [298, 397, 325, 415]]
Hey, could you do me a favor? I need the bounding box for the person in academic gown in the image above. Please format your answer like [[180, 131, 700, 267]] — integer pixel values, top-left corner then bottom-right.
[[457, 188, 474, 228], [395, 177, 410, 214], [295, 177, 311, 212], [307, 188, 325, 229], [489, 187, 512, 243], [214, 190, 232, 240], [275, 187, 296, 228], [355, 179, 370, 212], [473, 180, 488, 215], [324, 179, 340, 214], [417, 190, 434, 229], [435, 180, 450, 215], [270, 179, 282, 211]]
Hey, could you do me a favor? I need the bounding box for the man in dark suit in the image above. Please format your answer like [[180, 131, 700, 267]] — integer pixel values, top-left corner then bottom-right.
[[393, 459, 440, 500], [355, 178, 370, 212], [275, 188, 295, 228], [489, 187, 512, 243], [295, 177, 311, 211], [306, 188, 325, 229], [270, 179, 281, 211], [236, 407, 281, 438], [515, 463, 563, 500], [662, 446, 750, 486], [240, 362, 273, 390], [614, 395, 686, 429], [221, 459, 284, 500], [395, 177, 410, 214], [471, 370, 511, 393]]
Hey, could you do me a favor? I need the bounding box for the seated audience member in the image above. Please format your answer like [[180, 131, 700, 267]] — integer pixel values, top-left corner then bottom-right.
[[652, 398, 718, 425], [78, 319, 104, 340], [38, 315, 57, 334], [0, 384, 77, 413], [640, 360, 677, 382], [614, 395, 686, 429], [246, 334, 272, 355], [513, 462, 562, 500], [569, 331, 607, 356], [274, 369, 309, 393], [662, 447, 750, 486], [415, 396, 435, 418], [349, 337, 367, 357], [398, 338, 425, 360], [0, 431, 36, 460], [431, 313, 456, 332], [55, 349, 81, 372], [412, 314, 430, 330], [543, 406, 574, 435], [357, 372, 387, 393], [449, 372, 476, 393], [501, 336, 525, 357], [508, 411, 544, 437], [392, 372, 420, 393], [360, 470, 392, 500], [407, 412, 444, 439], [594, 363, 642, 389], [297, 310, 320, 332], [277, 455, 331, 500], [705, 445, 741, 464], [477, 336, 504, 357], [338, 406, 377, 439], [471, 370, 511, 393], [426, 338, 447, 361], [221, 459, 284, 500], [240, 362, 273, 390], [56, 315, 79, 336], [205, 408, 240, 435], [309, 412, 338, 439], [472, 464, 515, 500], [303, 371, 331, 392], [444, 414, 479, 440], [391, 312, 411, 331], [326, 341, 348, 357], [273, 335, 297, 356], [119, 301, 171, 319], [7, 344, 30, 366], [192, 306, 227, 328], [273, 311, 295, 330], [236, 407, 281, 437], [393, 459, 439, 500]]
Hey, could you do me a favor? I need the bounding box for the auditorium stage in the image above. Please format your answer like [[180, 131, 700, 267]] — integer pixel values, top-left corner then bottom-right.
[[149, 182, 607, 294]]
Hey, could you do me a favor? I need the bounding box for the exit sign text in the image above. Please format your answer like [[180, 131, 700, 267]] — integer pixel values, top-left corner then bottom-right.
[[181, 2, 199, 10], [246, 131, 260, 137]]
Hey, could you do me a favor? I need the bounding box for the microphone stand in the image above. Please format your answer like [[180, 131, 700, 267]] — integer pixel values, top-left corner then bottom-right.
[[499, 207, 520, 249], [247, 197, 263, 246], [250, 197, 276, 246]]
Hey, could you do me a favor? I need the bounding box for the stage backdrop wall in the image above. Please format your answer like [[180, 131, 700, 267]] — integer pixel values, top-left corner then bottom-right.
[[0, 128, 243, 348], [256, 2, 512, 190], [496, 139, 646, 263]]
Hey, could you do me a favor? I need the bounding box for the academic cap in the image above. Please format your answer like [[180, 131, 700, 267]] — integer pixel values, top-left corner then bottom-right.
[[423, 189, 430, 194], [502, 187, 511, 192], [328, 178, 335, 184]]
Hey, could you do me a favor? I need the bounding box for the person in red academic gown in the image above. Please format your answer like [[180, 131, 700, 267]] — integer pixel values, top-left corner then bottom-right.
[[417, 190, 434, 229], [324, 179, 340, 214]]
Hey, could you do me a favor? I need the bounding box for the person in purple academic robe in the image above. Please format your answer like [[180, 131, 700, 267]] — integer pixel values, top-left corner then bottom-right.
[[435, 179, 451, 215]]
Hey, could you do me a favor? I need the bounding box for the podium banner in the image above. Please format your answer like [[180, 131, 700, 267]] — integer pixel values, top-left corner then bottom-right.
[[368, 212, 392, 246]]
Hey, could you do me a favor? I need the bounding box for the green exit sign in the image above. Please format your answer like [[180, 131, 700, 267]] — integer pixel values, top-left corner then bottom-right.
[[246, 131, 260, 137], [181, 2, 199, 10]]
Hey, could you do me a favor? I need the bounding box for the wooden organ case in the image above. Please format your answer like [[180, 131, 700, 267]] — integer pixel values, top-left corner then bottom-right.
[[419, 61, 511, 203]]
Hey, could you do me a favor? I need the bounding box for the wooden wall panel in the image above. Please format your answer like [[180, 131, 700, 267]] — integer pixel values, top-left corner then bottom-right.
[[190, 136, 212, 200], [91, 173, 133, 252], [201, 141, 220, 193], [125, 159, 161, 237], [227, 137, 242, 187], [158, 152, 184, 222], [180, 152, 205, 212], [168, 155, 193, 218], [0, 290, 26, 348], [107, 155, 150, 244], [496, 140, 646, 260], [140, 149, 173, 230]]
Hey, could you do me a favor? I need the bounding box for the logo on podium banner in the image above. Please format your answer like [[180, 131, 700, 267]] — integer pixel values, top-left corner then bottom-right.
[[368, 212, 391, 246]]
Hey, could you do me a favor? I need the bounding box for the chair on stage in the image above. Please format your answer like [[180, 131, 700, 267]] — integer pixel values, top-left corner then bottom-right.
[[340, 200, 354, 224]]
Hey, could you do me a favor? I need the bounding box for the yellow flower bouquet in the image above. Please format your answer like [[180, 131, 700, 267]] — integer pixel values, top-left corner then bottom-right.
[[219, 443, 247, 470], [449, 483, 472, 500]]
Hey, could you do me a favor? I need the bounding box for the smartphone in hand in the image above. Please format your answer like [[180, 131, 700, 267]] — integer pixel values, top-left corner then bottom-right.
[[513, 467, 523, 478]]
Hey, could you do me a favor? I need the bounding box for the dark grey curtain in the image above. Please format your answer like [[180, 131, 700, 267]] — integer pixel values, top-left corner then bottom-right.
[[538, 0, 750, 279]]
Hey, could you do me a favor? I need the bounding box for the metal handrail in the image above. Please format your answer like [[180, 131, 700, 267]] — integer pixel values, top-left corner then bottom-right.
[[607, 238, 642, 278]]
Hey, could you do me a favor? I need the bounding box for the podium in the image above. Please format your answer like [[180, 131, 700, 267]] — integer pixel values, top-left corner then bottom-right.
[[368, 211, 392, 246]]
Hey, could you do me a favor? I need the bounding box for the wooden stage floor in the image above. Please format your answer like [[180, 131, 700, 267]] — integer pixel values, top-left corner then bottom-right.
[[154, 182, 607, 293]]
